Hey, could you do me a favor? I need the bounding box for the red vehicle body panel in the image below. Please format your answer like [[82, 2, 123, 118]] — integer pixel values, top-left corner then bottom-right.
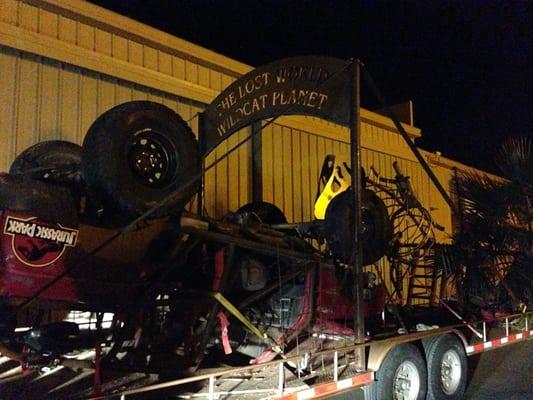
[[0, 209, 168, 309]]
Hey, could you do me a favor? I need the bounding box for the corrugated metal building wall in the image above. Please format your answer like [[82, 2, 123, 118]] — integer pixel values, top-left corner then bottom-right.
[[1, 0, 488, 298]]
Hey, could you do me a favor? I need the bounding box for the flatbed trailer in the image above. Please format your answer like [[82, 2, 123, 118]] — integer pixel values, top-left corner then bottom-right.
[[84, 310, 531, 400], [1, 55, 530, 400]]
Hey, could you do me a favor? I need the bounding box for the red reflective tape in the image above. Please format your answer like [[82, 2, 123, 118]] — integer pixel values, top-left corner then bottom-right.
[[473, 343, 485, 352], [314, 381, 337, 395], [492, 338, 501, 346], [352, 371, 374, 385], [279, 394, 297, 400]]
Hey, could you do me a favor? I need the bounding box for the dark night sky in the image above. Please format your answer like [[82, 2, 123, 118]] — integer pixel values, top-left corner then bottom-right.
[[89, 0, 531, 173]]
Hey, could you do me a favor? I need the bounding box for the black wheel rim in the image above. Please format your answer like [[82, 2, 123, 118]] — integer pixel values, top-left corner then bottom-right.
[[127, 129, 177, 188]]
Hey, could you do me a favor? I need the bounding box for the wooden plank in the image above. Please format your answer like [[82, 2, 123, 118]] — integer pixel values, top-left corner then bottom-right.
[[261, 124, 274, 203], [227, 127, 240, 212], [147, 90, 163, 104], [115, 81, 132, 105], [18, 2, 38, 31], [209, 70, 222, 91], [158, 51, 171, 75], [238, 126, 252, 206], [272, 124, 284, 211], [79, 71, 98, 144], [38, 8, 58, 38], [128, 40, 143, 66], [299, 132, 311, 221], [130, 84, 148, 101], [94, 28, 112, 56], [291, 129, 303, 222], [198, 65, 210, 88], [59, 65, 79, 143], [0, 0, 18, 25], [0, 49, 17, 171], [221, 73, 233, 90], [308, 134, 319, 218], [15, 55, 40, 154], [160, 94, 175, 110], [143, 45, 157, 70], [112, 34, 128, 61], [58, 15, 76, 44], [214, 138, 228, 217], [76, 22, 94, 50], [38, 59, 60, 141], [97, 75, 115, 114], [185, 60, 198, 83], [0, 22, 217, 107], [171, 56, 185, 80], [281, 126, 293, 221]]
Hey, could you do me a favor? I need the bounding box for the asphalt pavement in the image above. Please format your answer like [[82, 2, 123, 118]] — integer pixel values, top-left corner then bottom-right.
[[464, 340, 533, 399]]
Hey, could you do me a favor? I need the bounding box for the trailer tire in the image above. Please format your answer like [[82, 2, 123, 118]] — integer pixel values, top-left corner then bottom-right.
[[423, 334, 467, 400], [82, 101, 200, 224], [366, 343, 427, 400], [10, 140, 82, 184]]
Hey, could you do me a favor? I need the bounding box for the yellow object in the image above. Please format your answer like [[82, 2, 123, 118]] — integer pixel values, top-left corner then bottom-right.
[[313, 163, 350, 220]]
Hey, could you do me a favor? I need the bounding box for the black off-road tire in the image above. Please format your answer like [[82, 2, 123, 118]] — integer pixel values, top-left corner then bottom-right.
[[0, 173, 78, 227], [423, 334, 467, 400], [81, 101, 200, 223], [324, 188, 392, 265], [365, 343, 428, 400], [10, 140, 82, 184], [235, 201, 288, 225]]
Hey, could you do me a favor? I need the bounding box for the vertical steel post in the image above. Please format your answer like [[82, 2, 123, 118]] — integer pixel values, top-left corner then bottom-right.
[[505, 317, 509, 337], [197, 113, 206, 216], [350, 60, 366, 370], [208, 376, 215, 400], [278, 361, 285, 396]]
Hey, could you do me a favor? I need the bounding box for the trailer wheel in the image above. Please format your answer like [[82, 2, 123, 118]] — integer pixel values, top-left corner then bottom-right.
[[366, 343, 427, 400], [10, 140, 82, 184], [423, 334, 467, 400], [82, 101, 200, 223]]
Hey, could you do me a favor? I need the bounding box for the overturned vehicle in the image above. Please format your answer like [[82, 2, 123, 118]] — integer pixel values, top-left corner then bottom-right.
[[0, 97, 442, 377]]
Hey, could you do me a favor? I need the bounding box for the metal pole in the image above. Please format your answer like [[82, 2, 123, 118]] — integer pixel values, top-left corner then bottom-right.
[[197, 113, 207, 216], [350, 60, 366, 371], [333, 351, 338, 381], [278, 362, 284, 396], [208, 376, 215, 400]]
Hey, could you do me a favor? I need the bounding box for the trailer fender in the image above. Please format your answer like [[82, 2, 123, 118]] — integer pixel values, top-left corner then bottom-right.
[[367, 340, 397, 372], [449, 329, 469, 350]]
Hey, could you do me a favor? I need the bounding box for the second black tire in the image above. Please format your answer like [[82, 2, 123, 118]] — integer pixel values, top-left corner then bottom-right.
[[423, 334, 467, 400], [81, 101, 200, 223], [10, 140, 82, 183]]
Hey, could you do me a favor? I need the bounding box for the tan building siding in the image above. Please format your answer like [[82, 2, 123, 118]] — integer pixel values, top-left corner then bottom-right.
[[2, 0, 493, 303], [0, 45, 199, 165]]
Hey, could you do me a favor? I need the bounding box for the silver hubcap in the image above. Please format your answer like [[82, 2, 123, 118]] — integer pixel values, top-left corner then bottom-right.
[[441, 349, 462, 394], [393, 360, 421, 400]]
